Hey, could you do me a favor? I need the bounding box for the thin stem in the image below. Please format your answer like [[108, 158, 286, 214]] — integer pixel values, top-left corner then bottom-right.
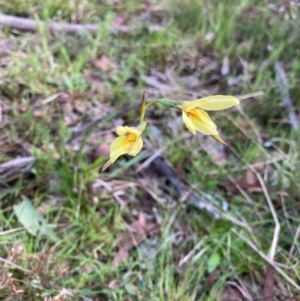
[[144, 99, 158, 111], [139, 91, 146, 123], [139, 97, 158, 123], [139, 97, 178, 123]]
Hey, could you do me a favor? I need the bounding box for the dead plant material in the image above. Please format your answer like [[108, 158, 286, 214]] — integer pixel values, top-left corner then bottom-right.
[[221, 286, 243, 301], [274, 62, 299, 129], [0, 39, 17, 57], [89, 55, 116, 73], [67, 102, 139, 144], [108, 280, 120, 289], [0, 14, 128, 35], [151, 156, 220, 218], [0, 14, 162, 35], [83, 70, 105, 92], [112, 212, 159, 266], [262, 264, 276, 301], [244, 168, 263, 193], [0, 157, 36, 181], [201, 136, 227, 166]]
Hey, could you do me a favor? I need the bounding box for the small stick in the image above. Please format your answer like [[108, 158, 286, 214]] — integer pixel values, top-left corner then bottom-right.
[[290, 225, 300, 256], [249, 166, 280, 262], [0, 14, 127, 35], [67, 102, 140, 144], [152, 156, 220, 218], [0, 157, 36, 173], [232, 228, 300, 291], [0, 256, 33, 274], [178, 237, 206, 267], [274, 62, 298, 129]]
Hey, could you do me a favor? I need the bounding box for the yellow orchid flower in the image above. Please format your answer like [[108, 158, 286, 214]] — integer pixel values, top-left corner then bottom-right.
[[177, 95, 239, 138], [102, 123, 146, 171]]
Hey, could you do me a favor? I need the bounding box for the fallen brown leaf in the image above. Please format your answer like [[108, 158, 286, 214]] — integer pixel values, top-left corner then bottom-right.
[[0, 39, 17, 57], [112, 15, 125, 27], [243, 168, 263, 193], [263, 264, 275, 301], [0, 145, 19, 153], [90, 55, 116, 73], [84, 70, 104, 92], [221, 286, 243, 301], [112, 212, 159, 266], [246, 168, 256, 187], [108, 280, 120, 289]]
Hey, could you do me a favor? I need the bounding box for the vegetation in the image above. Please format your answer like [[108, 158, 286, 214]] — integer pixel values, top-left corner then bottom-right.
[[0, 0, 299, 300]]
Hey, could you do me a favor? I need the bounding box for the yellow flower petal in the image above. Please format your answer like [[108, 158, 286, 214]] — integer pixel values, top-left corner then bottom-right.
[[186, 108, 219, 135], [109, 126, 143, 163], [182, 111, 196, 135], [179, 95, 239, 111], [211, 135, 227, 146], [110, 136, 131, 163], [116, 126, 127, 136], [116, 126, 140, 136], [101, 160, 111, 172], [128, 137, 143, 156]]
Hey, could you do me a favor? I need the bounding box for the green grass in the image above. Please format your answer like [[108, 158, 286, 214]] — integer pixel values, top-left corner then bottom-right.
[[0, 0, 300, 300]]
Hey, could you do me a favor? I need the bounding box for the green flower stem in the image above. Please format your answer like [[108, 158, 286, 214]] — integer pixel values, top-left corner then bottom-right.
[[139, 98, 178, 122], [139, 99, 158, 123], [139, 91, 146, 124], [145, 100, 158, 111]]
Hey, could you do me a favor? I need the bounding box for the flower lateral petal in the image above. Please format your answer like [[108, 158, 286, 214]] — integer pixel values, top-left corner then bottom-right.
[[109, 136, 131, 163], [182, 111, 196, 135], [128, 136, 143, 156], [179, 95, 239, 112], [196, 95, 240, 111], [116, 126, 140, 136], [188, 109, 219, 135], [211, 135, 227, 146], [101, 160, 111, 172]]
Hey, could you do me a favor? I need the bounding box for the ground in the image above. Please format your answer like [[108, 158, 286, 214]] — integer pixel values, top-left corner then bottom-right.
[[0, 0, 299, 300]]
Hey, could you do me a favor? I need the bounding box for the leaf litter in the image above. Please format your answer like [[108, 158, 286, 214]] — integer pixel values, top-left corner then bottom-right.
[[112, 212, 159, 266], [0, 2, 299, 300]]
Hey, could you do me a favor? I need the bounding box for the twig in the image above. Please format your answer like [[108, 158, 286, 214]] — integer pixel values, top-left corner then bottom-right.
[[203, 156, 288, 176], [135, 132, 190, 173], [0, 227, 25, 235], [0, 156, 36, 173], [236, 91, 264, 100], [249, 167, 280, 262], [232, 228, 300, 291], [178, 237, 206, 267], [290, 225, 300, 256], [151, 157, 257, 229], [67, 102, 140, 144], [274, 62, 299, 129], [152, 156, 220, 218], [0, 14, 128, 35], [32, 92, 66, 108], [0, 256, 33, 274], [280, 193, 300, 256], [226, 281, 253, 301]]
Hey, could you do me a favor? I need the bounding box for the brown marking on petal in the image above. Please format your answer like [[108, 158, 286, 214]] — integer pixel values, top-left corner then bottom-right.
[[188, 108, 203, 122], [126, 133, 138, 143], [122, 133, 139, 153]]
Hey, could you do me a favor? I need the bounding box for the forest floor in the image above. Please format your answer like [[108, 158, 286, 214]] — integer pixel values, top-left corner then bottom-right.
[[0, 1, 299, 300]]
